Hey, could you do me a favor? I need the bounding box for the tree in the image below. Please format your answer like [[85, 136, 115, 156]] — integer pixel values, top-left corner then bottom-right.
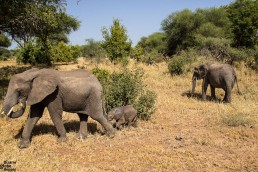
[[101, 19, 132, 62], [81, 39, 105, 58], [161, 7, 233, 55], [0, 0, 80, 65], [161, 9, 198, 55], [227, 0, 258, 48], [137, 32, 166, 54], [0, 33, 11, 48]]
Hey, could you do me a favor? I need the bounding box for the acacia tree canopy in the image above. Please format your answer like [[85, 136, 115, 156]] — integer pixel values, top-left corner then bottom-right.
[[0, 0, 80, 65]]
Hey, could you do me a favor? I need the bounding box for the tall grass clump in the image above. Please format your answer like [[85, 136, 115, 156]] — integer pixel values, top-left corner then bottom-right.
[[92, 68, 157, 120], [221, 113, 256, 127]]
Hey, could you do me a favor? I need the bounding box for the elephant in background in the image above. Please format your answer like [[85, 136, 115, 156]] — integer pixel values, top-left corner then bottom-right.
[[1, 68, 115, 148], [191, 63, 240, 103], [107, 105, 137, 129]]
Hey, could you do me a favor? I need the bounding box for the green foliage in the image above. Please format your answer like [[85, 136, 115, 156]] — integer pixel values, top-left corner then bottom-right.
[[137, 32, 167, 54], [17, 40, 80, 64], [161, 7, 232, 55], [91, 68, 111, 88], [0, 0, 80, 66], [0, 48, 13, 61], [101, 19, 132, 63], [0, 33, 11, 48], [161, 9, 197, 55], [17, 41, 42, 65], [81, 39, 106, 59], [131, 45, 144, 62], [141, 51, 164, 65], [0, 66, 31, 99], [92, 68, 157, 120], [135, 91, 157, 120], [227, 0, 258, 48], [50, 41, 79, 62], [168, 57, 185, 76], [168, 51, 193, 75]]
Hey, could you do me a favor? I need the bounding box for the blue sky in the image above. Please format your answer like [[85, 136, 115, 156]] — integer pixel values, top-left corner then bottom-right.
[[66, 0, 234, 46]]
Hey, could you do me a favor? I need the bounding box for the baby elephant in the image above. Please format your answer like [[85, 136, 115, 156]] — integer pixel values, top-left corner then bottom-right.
[[107, 105, 137, 129]]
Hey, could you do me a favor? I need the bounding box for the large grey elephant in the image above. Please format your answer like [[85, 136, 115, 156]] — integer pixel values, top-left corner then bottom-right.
[[1, 68, 115, 148], [191, 63, 240, 103], [107, 105, 137, 129]]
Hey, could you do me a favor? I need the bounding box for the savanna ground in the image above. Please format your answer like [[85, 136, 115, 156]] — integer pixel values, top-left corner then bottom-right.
[[0, 58, 257, 172]]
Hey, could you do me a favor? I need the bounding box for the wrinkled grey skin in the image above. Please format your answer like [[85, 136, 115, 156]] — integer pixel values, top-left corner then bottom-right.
[[1, 68, 115, 148], [107, 105, 137, 129], [192, 63, 239, 103]]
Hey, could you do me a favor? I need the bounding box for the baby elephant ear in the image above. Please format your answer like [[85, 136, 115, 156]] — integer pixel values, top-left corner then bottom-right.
[[27, 75, 58, 106]]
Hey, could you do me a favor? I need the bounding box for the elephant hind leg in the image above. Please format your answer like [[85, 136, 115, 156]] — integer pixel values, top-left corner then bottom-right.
[[87, 92, 116, 138], [77, 113, 88, 140], [223, 87, 231, 103], [91, 114, 116, 138]]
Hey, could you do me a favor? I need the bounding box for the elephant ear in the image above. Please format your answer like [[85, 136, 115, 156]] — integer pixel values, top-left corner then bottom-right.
[[27, 75, 58, 106]]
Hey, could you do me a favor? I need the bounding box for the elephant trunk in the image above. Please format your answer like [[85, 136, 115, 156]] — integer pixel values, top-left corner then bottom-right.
[[2, 97, 26, 118], [192, 75, 197, 95]]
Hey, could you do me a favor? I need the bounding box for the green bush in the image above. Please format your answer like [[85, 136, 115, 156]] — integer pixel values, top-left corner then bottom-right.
[[168, 55, 188, 76], [17, 40, 80, 65], [135, 90, 157, 120], [0, 48, 13, 60], [92, 68, 156, 120], [50, 41, 78, 62], [17, 41, 42, 65]]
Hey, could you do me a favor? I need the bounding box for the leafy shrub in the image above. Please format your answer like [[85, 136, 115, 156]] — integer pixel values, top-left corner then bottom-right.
[[135, 91, 157, 120], [142, 51, 164, 65], [168, 56, 185, 75], [50, 41, 78, 62], [0, 48, 13, 61], [17, 40, 80, 65], [17, 41, 42, 65], [132, 47, 164, 65], [92, 68, 156, 120]]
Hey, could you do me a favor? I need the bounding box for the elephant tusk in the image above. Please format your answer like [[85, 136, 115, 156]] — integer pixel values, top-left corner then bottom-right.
[[1, 111, 4, 115], [6, 106, 14, 117]]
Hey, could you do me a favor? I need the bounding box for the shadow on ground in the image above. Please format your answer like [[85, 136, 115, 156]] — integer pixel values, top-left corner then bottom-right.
[[14, 120, 100, 139], [181, 91, 223, 103]]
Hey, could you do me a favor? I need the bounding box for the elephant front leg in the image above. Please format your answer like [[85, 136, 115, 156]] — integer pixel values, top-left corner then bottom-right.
[[77, 113, 88, 140], [116, 117, 125, 130], [202, 80, 208, 101], [210, 85, 216, 100], [19, 105, 44, 148], [47, 102, 67, 142]]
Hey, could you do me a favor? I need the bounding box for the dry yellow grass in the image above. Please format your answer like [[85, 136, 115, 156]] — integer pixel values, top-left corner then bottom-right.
[[0, 58, 257, 172]]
